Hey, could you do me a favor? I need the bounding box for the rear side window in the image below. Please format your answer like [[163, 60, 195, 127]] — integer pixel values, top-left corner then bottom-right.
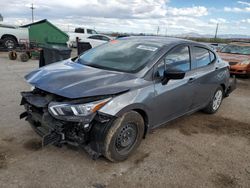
[[193, 47, 215, 68]]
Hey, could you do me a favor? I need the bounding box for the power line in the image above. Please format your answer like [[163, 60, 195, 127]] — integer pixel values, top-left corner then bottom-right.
[[157, 26, 160, 35]]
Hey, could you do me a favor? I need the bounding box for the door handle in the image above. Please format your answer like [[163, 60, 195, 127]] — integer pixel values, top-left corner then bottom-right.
[[188, 77, 195, 83]]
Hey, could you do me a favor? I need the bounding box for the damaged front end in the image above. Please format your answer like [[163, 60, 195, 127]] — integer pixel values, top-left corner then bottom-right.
[[20, 88, 116, 159]]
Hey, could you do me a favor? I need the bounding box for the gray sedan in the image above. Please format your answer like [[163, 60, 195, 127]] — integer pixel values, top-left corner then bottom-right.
[[20, 36, 236, 161]]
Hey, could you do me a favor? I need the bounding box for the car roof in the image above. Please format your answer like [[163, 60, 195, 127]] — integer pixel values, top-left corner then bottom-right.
[[118, 36, 199, 46]]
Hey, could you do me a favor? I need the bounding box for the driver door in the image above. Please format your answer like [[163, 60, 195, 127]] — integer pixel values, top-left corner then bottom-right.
[[152, 45, 196, 127]]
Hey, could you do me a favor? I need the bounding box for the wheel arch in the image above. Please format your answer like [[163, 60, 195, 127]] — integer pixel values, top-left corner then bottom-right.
[[115, 104, 150, 138], [220, 83, 226, 95], [1, 34, 18, 42]]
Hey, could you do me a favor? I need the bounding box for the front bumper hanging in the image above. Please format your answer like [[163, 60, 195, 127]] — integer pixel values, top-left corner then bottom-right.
[[19, 91, 113, 159]]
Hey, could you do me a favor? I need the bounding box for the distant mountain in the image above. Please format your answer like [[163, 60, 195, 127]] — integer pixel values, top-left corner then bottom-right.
[[174, 32, 250, 39]]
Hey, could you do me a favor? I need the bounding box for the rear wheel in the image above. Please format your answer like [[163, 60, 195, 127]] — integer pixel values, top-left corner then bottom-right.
[[203, 86, 223, 114], [103, 111, 144, 162]]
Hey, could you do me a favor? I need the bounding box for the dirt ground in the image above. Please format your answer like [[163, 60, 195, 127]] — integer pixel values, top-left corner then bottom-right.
[[0, 51, 249, 188]]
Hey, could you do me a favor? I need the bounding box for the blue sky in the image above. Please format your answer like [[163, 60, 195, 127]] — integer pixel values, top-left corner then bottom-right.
[[1, 0, 250, 36]]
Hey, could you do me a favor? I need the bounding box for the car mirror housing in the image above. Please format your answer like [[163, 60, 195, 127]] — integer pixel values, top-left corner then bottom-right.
[[162, 69, 185, 85]]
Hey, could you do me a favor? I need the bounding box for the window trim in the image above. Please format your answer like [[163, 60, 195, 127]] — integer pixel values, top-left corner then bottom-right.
[[153, 44, 191, 80]]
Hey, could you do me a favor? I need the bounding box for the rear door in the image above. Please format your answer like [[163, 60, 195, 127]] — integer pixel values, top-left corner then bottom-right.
[[189, 45, 218, 109]]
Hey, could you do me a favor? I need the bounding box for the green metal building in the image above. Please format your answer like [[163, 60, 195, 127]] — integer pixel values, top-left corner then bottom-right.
[[22, 19, 69, 46]]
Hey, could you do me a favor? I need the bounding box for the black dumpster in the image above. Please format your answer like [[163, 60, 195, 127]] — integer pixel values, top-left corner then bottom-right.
[[39, 44, 72, 67], [77, 42, 92, 55]]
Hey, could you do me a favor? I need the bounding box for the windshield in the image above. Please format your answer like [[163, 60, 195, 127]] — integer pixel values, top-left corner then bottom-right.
[[220, 44, 250, 55], [77, 40, 162, 73]]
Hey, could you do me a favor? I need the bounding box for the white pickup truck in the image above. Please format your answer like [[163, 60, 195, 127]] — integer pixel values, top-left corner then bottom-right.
[[0, 24, 29, 49], [67, 27, 98, 47]]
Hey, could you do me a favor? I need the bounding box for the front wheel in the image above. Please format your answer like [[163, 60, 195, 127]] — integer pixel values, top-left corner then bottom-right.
[[3, 37, 17, 49], [103, 111, 144, 162], [203, 86, 223, 114]]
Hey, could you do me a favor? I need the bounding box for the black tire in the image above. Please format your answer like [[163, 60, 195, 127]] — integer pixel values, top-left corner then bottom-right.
[[8, 51, 17, 60], [103, 111, 144, 162], [203, 86, 224, 114], [26, 52, 32, 59], [20, 53, 29, 62], [3, 37, 17, 49]]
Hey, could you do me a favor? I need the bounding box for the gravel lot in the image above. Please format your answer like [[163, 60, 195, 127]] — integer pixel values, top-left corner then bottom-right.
[[0, 51, 249, 188]]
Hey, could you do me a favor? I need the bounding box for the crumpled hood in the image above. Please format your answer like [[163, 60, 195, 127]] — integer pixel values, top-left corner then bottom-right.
[[25, 59, 141, 99]]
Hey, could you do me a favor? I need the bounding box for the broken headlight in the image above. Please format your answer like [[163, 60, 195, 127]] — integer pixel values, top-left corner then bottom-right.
[[48, 98, 111, 122]]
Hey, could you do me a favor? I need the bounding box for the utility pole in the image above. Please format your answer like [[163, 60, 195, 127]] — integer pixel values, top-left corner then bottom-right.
[[30, 3, 35, 23], [156, 26, 160, 35], [214, 23, 219, 39]]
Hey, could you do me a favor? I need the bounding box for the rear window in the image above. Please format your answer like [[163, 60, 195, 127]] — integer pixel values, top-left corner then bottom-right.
[[78, 40, 162, 73], [220, 44, 250, 55]]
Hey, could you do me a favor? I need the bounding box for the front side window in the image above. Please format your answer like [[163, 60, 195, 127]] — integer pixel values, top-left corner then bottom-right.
[[87, 29, 98, 34], [156, 46, 190, 78], [193, 47, 211, 68], [77, 40, 162, 73]]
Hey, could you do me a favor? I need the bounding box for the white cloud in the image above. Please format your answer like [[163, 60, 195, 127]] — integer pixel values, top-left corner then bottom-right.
[[224, 0, 250, 13], [209, 18, 227, 24], [224, 7, 250, 12], [0, 0, 249, 35], [241, 18, 250, 23], [167, 6, 208, 17], [237, 1, 250, 6]]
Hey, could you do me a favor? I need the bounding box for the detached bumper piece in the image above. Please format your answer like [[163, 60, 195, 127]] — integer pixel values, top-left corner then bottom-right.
[[225, 75, 237, 97], [20, 90, 113, 160]]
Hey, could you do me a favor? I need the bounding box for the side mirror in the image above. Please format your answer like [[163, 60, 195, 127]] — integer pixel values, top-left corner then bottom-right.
[[162, 69, 185, 85]]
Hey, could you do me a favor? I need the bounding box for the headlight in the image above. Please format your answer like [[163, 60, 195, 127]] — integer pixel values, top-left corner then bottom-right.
[[48, 98, 111, 121]]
